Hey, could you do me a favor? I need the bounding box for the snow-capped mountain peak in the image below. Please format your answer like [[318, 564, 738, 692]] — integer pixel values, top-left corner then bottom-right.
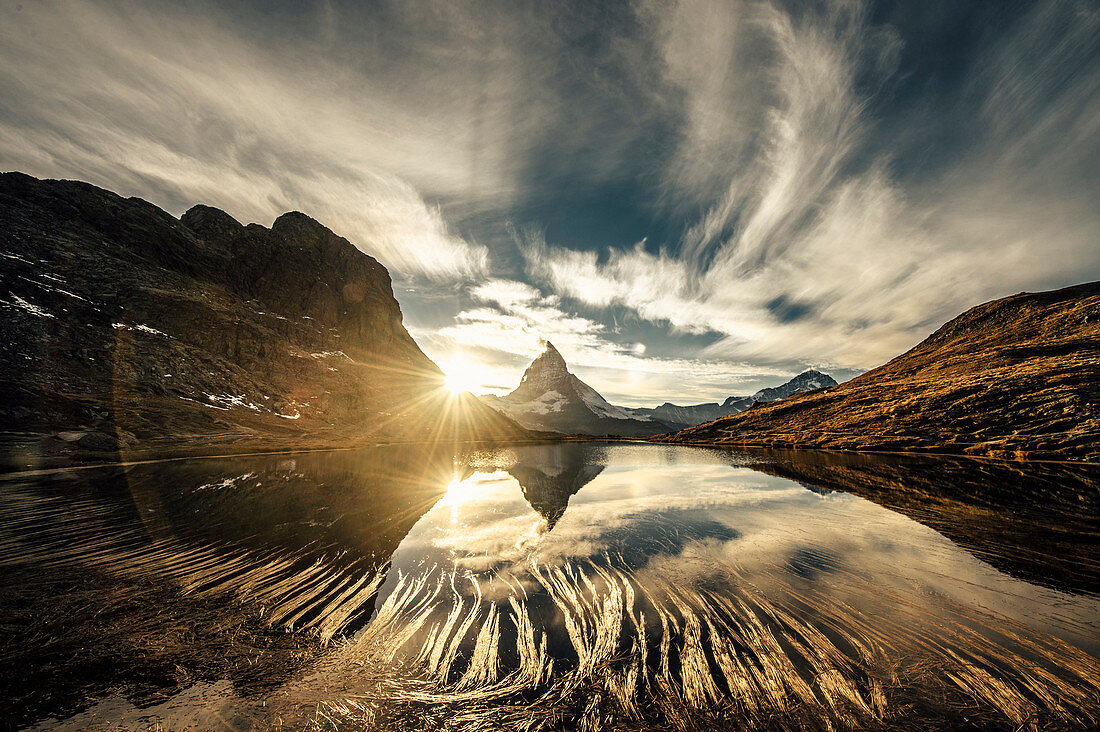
[[751, 369, 838, 402], [511, 341, 570, 399], [480, 341, 668, 436]]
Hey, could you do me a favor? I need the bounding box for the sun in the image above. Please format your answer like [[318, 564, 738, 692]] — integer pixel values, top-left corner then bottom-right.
[[442, 357, 481, 395]]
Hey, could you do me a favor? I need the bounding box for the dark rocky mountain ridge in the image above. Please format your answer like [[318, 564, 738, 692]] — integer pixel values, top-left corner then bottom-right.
[[751, 369, 837, 402], [0, 172, 528, 469], [661, 282, 1100, 461]]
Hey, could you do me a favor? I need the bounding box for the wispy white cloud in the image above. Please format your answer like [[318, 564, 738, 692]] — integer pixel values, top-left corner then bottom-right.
[[422, 279, 787, 404], [521, 0, 1100, 370], [0, 0, 526, 280], [2, 0, 1095, 400]]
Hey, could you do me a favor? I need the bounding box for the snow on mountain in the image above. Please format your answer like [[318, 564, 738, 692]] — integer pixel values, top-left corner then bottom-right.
[[751, 369, 838, 402], [618, 371, 837, 429], [480, 342, 670, 436], [482, 344, 837, 435], [621, 400, 749, 430], [571, 374, 637, 420]]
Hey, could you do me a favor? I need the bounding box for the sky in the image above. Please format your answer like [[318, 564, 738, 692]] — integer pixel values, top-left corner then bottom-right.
[[1, 0, 1097, 405]]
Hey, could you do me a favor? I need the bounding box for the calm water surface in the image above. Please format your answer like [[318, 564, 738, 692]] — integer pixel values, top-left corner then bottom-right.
[[1, 443, 1097, 730]]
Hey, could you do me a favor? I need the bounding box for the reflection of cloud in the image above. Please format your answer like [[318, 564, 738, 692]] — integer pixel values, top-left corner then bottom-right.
[[353, 443, 1100, 732], [399, 441, 1095, 632], [400, 449, 806, 577]]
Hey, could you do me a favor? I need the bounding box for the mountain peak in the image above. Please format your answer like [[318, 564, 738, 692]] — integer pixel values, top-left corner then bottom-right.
[[481, 341, 668, 436], [752, 369, 838, 402], [533, 340, 565, 366], [271, 211, 334, 241], [517, 340, 568, 393], [181, 204, 243, 241]]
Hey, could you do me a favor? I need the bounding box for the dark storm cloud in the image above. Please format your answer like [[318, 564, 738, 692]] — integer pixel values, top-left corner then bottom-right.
[[0, 0, 1096, 401]]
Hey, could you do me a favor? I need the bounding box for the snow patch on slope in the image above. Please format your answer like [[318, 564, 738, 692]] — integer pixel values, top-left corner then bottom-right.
[[571, 376, 635, 420], [112, 322, 170, 337], [5, 293, 55, 318]]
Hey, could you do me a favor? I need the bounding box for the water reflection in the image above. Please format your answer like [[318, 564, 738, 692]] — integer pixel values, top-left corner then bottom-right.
[[342, 443, 1100, 730], [1, 442, 1097, 730], [749, 448, 1100, 596], [507, 444, 604, 531], [0, 445, 461, 727]]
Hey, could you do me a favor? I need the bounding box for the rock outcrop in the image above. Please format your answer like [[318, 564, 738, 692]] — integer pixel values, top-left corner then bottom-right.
[[0, 172, 528, 468]]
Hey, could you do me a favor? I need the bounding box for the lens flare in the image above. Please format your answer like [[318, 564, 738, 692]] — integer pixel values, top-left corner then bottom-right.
[[442, 357, 481, 395]]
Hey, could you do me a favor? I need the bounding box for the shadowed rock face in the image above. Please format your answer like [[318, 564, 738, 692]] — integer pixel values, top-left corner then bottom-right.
[[0, 172, 526, 468], [662, 282, 1100, 461]]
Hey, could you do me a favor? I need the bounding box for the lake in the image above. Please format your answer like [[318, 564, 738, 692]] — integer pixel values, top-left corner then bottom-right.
[[2, 443, 1098, 730]]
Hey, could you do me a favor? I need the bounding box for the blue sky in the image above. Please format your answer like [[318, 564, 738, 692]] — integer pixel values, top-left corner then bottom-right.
[[2, 0, 1097, 405]]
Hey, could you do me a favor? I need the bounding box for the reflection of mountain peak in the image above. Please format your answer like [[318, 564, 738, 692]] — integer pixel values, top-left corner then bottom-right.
[[509, 461, 604, 531]]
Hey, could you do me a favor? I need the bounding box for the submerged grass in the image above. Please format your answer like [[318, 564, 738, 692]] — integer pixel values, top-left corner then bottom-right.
[[297, 555, 1100, 732], [0, 564, 326, 730]]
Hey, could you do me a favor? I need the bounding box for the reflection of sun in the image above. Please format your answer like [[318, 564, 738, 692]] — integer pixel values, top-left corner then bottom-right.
[[443, 357, 481, 395]]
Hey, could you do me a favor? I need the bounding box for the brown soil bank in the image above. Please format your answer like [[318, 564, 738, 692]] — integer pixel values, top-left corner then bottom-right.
[[660, 282, 1100, 461]]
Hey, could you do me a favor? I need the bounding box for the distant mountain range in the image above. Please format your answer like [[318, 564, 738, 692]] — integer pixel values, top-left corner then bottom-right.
[[661, 282, 1100, 461], [0, 173, 528, 468], [481, 342, 837, 436], [622, 370, 838, 430]]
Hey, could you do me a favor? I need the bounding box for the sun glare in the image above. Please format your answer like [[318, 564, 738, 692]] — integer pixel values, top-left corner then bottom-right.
[[443, 358, 481, 395]]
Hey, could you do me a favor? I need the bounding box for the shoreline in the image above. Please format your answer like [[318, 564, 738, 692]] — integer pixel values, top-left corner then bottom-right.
[[646, 436, 1100, 466], [3, 430, 1096, 479], [0, 433, 559, 478]]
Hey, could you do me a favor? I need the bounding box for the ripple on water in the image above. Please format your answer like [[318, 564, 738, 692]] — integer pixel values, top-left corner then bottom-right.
[[2, 443, 1098, 730]]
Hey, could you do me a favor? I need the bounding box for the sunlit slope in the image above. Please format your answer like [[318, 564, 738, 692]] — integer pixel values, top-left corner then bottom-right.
[[662, 282, 1100, 460], [0, 172, 528, 466]]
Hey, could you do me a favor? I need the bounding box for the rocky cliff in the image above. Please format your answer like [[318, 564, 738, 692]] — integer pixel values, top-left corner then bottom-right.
[[660, 282, 1100, 461], [0, 173, 527, 468]]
